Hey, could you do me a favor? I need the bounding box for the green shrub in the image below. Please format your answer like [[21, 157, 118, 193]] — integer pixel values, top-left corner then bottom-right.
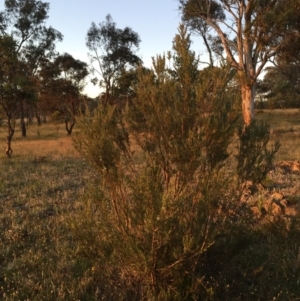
[[73, 25, 240, 300]]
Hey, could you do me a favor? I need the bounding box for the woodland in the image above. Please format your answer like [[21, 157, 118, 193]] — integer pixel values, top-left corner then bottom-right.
[[1, 0, 300, 300]]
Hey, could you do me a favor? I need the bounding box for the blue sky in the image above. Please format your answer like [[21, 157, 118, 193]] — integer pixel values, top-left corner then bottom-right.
[[1, 0, 205, 97]]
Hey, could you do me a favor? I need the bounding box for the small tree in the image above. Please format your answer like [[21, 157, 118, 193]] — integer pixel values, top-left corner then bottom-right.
[[236, 120, 280, 189], [51, 110, 63, 133]]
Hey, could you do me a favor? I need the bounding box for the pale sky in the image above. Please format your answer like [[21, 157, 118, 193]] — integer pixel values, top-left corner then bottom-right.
[[1, 0, 207, 98]]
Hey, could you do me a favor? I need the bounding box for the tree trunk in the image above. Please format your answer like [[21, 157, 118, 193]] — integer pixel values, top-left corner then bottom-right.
[[5, 117, 15, 158], [241, 83, 255, 126], [20, 100, 26, 137], [35, 111, 41, 126], [65, 118, 75, 135], [202, 33, 214, 67], [6, 134, 13, 158]]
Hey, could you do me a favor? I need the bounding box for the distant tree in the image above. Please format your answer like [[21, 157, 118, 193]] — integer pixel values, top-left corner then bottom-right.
[[265, 33, 300, 108], [38, 53, 88, 135], [0, 0, 63, 136], [179, 0, 300, 126], [86, 14, 142, 105], [0, 36, 23, 157], [54, 53, 88, 134]]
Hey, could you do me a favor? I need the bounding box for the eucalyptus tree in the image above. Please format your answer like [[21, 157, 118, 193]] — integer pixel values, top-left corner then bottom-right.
[[86, 14, 142, 105], [0, 0, 63, 136], [38, 53, 88, 135], [179, 0, 300, 126], [113, 67, 139, 98], [0, 36, 34, 157], [0, 36, 18, 157]]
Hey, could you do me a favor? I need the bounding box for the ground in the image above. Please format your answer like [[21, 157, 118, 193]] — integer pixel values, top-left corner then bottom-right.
[[0, 110, 299, 300]]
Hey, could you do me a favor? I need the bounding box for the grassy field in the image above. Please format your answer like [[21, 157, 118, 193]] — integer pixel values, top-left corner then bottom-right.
[[256, 108, 300, 161], [0, 110, 300, 300], [0, 122, 97, 300]]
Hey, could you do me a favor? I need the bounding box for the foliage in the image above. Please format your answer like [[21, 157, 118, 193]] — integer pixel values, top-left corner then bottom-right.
[[0, 0, 62, 148], [113, 66, 142, 97], [74, 24, 240, 300], [236, 121, 280, 187], [180, 0, 225, 66], [2, 0, 63, 62], [261, 57, 300, 108], [0, 114, 299, 300], [86, 14, 141, 103]]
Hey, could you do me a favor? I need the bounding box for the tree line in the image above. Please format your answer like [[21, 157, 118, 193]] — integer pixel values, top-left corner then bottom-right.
[[0, 0, 299, 158], [0, 1, 142, 157]]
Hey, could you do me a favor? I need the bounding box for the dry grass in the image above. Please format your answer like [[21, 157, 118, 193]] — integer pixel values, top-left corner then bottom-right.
[[255, 109, 300, 161], [256, 108, 300, 132], [9, 136, 79, 158], [0, 122, 96, 300], [0, 114, 300, 300], [0, 122, 80, 159]]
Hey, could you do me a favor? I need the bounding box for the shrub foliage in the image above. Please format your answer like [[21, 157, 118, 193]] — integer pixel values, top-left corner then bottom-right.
[[73, 25, 299, 301]]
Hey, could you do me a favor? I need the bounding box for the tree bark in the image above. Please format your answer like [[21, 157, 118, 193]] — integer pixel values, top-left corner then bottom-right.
[[241, 83, 255, 127], [202, 33, 214, 67]]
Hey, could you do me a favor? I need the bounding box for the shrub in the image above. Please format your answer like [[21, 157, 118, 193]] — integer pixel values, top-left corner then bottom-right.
[[72, 25, 300, 301], [73, 25, 239, 300]]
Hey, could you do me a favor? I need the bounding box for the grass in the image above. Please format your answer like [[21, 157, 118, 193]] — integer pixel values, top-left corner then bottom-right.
[[256, 108, 300, 129], [0, 122, 79, 159], [256, 109, 300, 161], [0, 113, 300, 300], [0, 122, 96, 300]]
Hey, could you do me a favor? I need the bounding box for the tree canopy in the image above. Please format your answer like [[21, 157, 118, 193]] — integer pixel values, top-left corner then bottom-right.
[[86, 14, 141, 104]]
